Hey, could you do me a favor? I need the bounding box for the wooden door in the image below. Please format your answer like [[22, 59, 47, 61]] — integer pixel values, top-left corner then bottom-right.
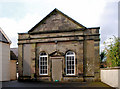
[[52, 59, 62, 81]]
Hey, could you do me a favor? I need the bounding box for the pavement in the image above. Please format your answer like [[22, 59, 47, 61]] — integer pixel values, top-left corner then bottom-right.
[[1, 80, 116, 89]]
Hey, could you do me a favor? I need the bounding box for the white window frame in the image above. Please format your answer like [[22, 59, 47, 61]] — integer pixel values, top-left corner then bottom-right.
[[39, 53, 48, 75], [66, 51, 75, 75]]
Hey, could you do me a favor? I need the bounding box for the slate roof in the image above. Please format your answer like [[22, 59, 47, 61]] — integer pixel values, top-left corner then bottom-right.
[[10, 48, 18, 60], [0, 27, 11, 44]]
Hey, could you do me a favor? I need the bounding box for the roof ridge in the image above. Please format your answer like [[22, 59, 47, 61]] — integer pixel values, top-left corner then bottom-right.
[[0, 27, 11, 43]]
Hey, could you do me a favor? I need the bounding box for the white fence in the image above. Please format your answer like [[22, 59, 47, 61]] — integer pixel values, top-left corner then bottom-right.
[[101, 67, 120, 89]]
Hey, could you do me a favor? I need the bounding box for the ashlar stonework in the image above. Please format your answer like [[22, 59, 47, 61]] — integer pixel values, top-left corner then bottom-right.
[[18, 8, 100, 82]]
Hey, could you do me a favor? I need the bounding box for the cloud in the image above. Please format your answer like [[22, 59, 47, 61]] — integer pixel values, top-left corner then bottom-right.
[[45, 0, 106, 27], [0, 13, 41, 47], [0, 0, 119, 51], [99, 1, 118, 52]]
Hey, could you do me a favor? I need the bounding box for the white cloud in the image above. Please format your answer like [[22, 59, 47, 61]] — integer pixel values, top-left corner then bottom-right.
[[0, 0, 118, 50], [0, 13, 41, 48], [45, 0, 106, 27], [100, 35, 115, 52]]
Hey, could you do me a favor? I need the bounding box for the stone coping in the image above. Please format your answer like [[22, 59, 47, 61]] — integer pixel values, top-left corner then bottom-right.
[[100, 67, 120, 70]]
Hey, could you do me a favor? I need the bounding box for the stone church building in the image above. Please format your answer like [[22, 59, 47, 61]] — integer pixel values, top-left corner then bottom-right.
[[18, 8, 100, 82]]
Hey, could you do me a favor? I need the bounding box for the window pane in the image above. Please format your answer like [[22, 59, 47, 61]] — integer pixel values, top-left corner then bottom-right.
[[72, 70, 74, 74], [42, 62, 44, 65], [40, 62, 42, 65], [67, 66, 70, 69], [72, 61, 74, 64], [45, 62, 47, 65], [67, 70, 70, 74], [42, 58, 44, 62], [44, 70, 47, 74], [67, 57, 69, 61], [71, 56, 74, 61], [67, 51, 74, 55], [67, 60, 68, 65], [70, 69, 71, 73], [72, 66, 74, 69], [69, 57, 71, 61], [45, 57, 47, 61], [69, 61, 71, 65], [40, 70, 42, 74], [41, 66, 43, 69], [43, 66, 46, 69], [45, 66, 47, 69], [40, 52, 47, 56]]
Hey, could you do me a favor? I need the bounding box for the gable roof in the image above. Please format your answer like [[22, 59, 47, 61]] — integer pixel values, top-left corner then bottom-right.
[[0, 27, 11, 44], [28, 8, 86, 33]]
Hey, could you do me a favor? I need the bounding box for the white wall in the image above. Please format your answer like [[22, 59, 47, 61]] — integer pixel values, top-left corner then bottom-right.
[[0, 42, 10, 81], [101, 68, 120, 89], [0, 42, 2, 81]]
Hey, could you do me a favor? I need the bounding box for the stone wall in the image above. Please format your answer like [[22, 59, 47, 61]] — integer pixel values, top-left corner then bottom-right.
[[35, 41, 83, 81], [18, 9, 100, 81], [10, 60, 17, 80], [31, 12, 82, 32]]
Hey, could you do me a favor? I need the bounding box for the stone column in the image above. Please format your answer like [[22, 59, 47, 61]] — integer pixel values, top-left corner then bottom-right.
[[94, 41, 100, 81], [18, 44, 23, 79], [83, 40, 95, 82], [35, 44, 39, 79], [30, 44, 36, 79]]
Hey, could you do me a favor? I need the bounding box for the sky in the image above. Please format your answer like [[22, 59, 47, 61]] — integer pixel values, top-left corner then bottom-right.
[[0, 0, 119, 52]]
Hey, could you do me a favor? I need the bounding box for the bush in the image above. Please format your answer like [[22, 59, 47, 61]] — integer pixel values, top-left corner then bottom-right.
[[103, 36, 120, 67]]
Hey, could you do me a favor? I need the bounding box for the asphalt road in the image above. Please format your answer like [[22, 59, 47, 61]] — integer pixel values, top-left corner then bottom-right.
[[1, 80, 116, 89]]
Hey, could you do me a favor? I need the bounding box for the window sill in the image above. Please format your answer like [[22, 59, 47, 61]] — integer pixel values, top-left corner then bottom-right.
[[38, 75, 50, 77], [63, 74, 78, 77]]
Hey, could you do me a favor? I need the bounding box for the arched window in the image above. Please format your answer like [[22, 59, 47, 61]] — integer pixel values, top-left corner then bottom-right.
[[39, 52, 48, 75], [66, 51, 75, 75]]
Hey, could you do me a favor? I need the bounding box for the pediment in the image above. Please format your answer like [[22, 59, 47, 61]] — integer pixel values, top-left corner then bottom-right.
[[28, 8, 86, 33], [49, 51, 65, 57]]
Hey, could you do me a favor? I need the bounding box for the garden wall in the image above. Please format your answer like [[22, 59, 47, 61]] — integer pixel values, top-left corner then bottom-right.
[[101, 67, 120, 89]]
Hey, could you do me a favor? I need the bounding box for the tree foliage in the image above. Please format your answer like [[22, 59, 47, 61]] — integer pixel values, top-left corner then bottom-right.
[[100, 51, 106, 62], [103, 36, 120, 67]]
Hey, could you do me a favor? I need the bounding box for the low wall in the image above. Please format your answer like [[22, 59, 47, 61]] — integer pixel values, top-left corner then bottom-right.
[[10, 60, 17, 80], [101, 67, 120, 89]]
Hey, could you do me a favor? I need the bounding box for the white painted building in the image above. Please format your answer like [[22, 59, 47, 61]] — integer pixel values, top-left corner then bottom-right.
[[0, 28, 11, 81]]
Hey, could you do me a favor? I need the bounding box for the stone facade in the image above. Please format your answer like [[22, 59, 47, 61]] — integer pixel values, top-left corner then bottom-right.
[[18, 8, 100, 82]]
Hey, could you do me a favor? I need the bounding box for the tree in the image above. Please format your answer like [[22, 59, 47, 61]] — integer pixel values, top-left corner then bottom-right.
[[103, 36, 120, 67], [100, 51, 106, 62], [100, 51, 107, 68]]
